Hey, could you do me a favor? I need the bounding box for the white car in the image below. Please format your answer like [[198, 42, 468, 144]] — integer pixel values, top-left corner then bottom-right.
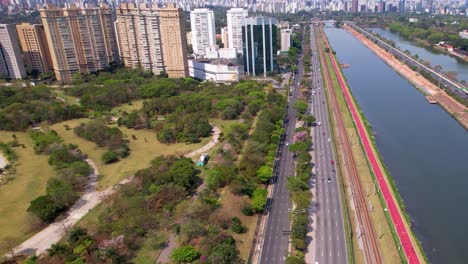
[[328, 138, 331, 142], [317, 122, 322, 126]]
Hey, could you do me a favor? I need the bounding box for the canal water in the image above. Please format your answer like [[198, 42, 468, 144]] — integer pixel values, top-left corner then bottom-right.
[[368, 27, 468, 83], [324, 26, 468, 264]]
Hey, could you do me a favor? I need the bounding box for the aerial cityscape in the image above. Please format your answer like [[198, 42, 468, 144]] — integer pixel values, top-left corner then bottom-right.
[[0, 0, 467, 264]]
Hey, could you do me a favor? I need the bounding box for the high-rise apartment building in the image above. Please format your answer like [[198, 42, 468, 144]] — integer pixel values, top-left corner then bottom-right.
[[159, 4, 189, 78], [16, 23, 53, 75], [280, 28, 292, 52], [242, 17, 278, 77], [40, 4, 119, 83], [0, 24, 26, 79], [190, 8, 216, 57], [116, 3, 164, 75], [227, 8, 248, 54]]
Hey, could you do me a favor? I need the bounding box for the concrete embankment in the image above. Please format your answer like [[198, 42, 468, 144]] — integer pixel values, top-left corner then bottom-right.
[[344, 25, 468, 130]]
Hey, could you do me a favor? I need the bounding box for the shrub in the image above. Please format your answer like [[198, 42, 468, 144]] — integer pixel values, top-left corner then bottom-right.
[[102, 151, 119, 164], [240, 203, 254, 216], [251, 188, 268, 212], [230, 217, 247, 234], [171, 245, 200, 263]]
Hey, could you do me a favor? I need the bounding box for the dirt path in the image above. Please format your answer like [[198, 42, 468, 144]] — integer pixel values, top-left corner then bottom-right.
[[11, 127, 221, 257], [184, 126, 220, 158]]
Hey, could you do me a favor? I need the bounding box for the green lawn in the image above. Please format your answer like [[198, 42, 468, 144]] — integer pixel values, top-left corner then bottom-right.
[[49, 119, 208, 190], [110, 100, 145, 116], [52, 90, 80, 105], [0, 132, 56, 254]]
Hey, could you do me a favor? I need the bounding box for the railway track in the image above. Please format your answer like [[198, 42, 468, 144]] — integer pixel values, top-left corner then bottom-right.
[[315, 25, 383, 264]]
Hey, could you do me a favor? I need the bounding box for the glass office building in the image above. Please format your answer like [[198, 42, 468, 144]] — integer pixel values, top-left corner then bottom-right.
[[242, 16, 278, 77]]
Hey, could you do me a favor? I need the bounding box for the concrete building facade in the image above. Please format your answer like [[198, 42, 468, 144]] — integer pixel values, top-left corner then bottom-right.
[[116, 3, 164, 75], [40, 4, 119, 83], [159, 4, 189, 78], [190, 8, 216, 57], [221, 27, 229, 48], [242, 16, 278, 77], [280, 28, 292, 52], [0, 24, 26, 79], [16, 23, 53, 75], [188, 59, 241, 83], [227, 8, 248, 54]]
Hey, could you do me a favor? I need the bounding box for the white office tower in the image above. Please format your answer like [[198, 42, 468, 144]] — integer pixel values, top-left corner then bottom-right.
[[190, 8, 216, 57], [281, 28, 292, 52], [0, 24, 26, 79], [227, 8, 248, 54]]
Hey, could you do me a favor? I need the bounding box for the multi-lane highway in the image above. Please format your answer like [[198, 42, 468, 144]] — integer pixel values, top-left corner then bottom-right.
[[259, 29, 305, 264], [309, 24, 347, 264]]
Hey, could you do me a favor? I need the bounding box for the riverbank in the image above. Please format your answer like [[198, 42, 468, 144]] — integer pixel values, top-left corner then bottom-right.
[[345, 25, 468, 130], [322, 26, 426, 263]]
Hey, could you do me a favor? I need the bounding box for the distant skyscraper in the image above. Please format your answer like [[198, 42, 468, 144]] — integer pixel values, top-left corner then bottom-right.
[[116, 3, 165, 75], [351, 0, 358, 12], [242, 16, 278, 77], [280, 28, 291, 52], [0, 24, 26, 79], [159, 3, 189, 78], [16, 23, 53, 75], [40, 4, 119, 83], [399, 0, 405, 12], [227, 8, 248, 54], [190, 8, 216, 57]]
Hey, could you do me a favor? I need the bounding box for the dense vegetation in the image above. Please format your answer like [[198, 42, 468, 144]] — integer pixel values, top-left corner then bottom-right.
[[74, 120, 130, 163], [389, 21, 468, 51], [0, 85, 84, 131], [28, 130, 91, 222], [18, 76, 286, 263]]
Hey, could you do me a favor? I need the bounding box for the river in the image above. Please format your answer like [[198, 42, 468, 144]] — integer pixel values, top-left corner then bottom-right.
[[368, 27, 468, 83], [324, 25, 468, 264]]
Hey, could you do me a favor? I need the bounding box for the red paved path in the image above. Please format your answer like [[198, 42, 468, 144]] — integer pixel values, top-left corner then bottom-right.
[[323, 30, 422, 264]]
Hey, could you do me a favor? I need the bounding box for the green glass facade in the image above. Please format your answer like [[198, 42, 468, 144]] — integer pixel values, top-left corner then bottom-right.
[[242, 17, 278, 76]]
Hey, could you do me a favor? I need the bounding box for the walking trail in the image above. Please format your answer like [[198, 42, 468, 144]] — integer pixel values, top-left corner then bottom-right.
[[156, 126, 220, 264], [11, 126, 221, 257]]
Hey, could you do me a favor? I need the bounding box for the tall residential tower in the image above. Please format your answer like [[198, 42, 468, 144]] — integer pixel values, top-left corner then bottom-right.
[[227, 8, 248, 54], [40, 4, 119, 83], [16, 23, 53, 75], [0, 24, 26, 79], [159, 4, 189, 77], [116, 3, 164, 75], [190, 8, 216, 57]]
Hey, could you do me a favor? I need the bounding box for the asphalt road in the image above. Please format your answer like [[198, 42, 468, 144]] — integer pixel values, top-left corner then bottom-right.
[[309, 25, 347, 264], [259, 32, 305, 264]]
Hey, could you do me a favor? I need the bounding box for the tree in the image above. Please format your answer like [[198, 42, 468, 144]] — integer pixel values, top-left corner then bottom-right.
[[28, 195, 62, 222], [230, 217, 247, 234], [46, 178, 77, 208], [288, 142, 309, 153], [251, 188, 268, 212], [169, 158, 196, 190], [286, 255, 306, 264], [293, 101, 308, 115], [257, 165, 273, 183], [302, 114, 316, 126], [171, 245, 200, 263]]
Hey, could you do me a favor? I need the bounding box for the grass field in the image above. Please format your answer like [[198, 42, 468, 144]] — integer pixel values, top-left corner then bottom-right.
[[110, 100, 145, 116], [218, 189, 258, 261], [322, 44, 401, 263], [52, 90, 80, 106], [0, 132, 56, 255], [49, 118, 208, 190]]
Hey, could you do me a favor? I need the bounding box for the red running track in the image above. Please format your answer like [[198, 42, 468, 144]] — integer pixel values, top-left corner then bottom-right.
[[322, 30, 421, 264]]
